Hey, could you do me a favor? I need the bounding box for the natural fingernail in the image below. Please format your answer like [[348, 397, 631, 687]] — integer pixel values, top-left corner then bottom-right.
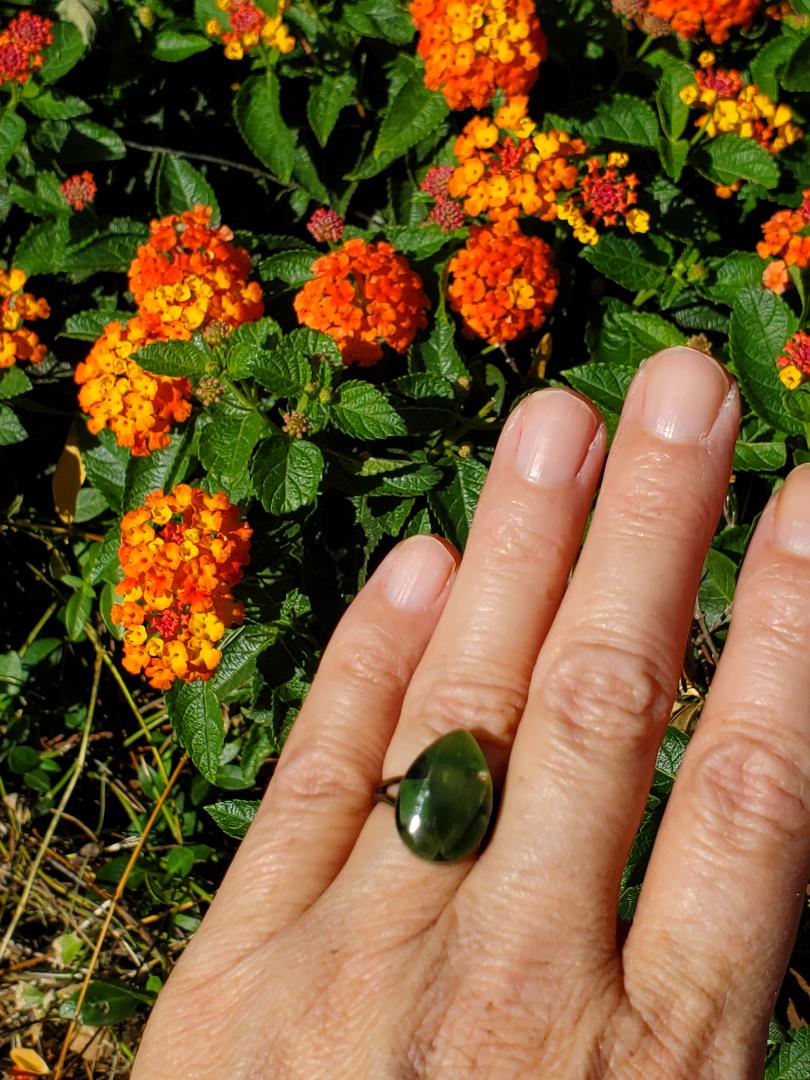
[[640, 346, 729, 443], [774, 465, 810, 557], [383, 535, 456, 610], [515, 389, 599, 485]]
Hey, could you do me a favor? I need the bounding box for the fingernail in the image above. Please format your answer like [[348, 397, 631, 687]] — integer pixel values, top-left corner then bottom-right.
[[640, 346, 729, 443], [774, 465, 810, 557], [383, 535, 456, 610], [515, 389, 599, 485]]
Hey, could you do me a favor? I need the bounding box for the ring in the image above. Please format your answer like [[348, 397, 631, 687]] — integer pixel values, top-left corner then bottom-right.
[[375, 730, 494, 863]]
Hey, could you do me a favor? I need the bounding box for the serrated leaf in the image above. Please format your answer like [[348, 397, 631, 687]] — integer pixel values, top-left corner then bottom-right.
[[156, 156, 219, 221], [733, 440, 787, 473], [581, 234, 669, 291], [213, 624, 277, 697], [563, 363, 635, 415], [65, 586, 93, 641], [0, 366, 32, 400], [592, 305, 684, 367], [199, 406, 265, 501], [260, 248, 317, 286], [330, 380, 406, 438], [419, 309, 468, 380], [699, 548, 737, 630], [64, 118, 126, 161], [253, 438, 324, 513], [60, 309, 132, 340], [374, 69, 449, 159], [0, 111, 26, 171], [729, 285, 802, 434], [307, 73, 355, 147], [83, 432, 128, 512], [384, 223, 449, 259], [701, 252, 766, 306], [23, 90, 91, 119], [657, 136, 688, 182], [292, 144, 330, 203], [342, 0, 415, 42], [234, 72, 295, 184], [170, 681, 223, 782], [205, 798, 260, 838], [428, 457, 486, 549], [0, 404, 27, 445], [123, 431, 191, 511], [248, 336, 313, 395], [62, 230, 145, 277], [652, 726, 690, 794], [580, 94, 659, 148], [696, 135, 780, 189], [15, 218, 70, 276], [751, 33, 802, 98], [765, 1027, 810, 1080], [135, 340, 209, 378]]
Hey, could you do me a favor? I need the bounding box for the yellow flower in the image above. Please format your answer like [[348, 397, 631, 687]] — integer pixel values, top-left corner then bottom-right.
[[779, 364, 803, 390], [626, 208, 650, 234]]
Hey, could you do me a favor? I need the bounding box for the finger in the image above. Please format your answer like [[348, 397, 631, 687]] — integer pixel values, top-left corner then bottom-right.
[[471, 347, 739, 962], [340, 388, 606, 911], [624, 465, 810, 1068], [189, 534, 457, 967]]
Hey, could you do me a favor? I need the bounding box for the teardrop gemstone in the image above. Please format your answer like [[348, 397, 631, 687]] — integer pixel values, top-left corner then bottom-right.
[[395, 730, 493, 863]]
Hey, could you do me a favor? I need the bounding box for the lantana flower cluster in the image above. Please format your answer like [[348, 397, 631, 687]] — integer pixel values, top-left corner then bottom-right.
[[294, 238, 430, 364], [0, 11, 53, 87], [0, 267, 49, 369], [76, 207, 264, 456], [206, 0, 294, 58], [776, 331, 810, 391], [447, 222, 559, 345], [613, 0, 762, 42], [440, 97, 649, 245], [758, 189, 810, 294], [680, 54, 802, 196], [60, 171, 97, 212], [112, 485, 252, 690], [409, 0, 545, 110]]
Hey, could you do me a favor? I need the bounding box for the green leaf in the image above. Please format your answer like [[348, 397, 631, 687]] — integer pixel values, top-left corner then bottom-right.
[[766, 1028, 810, 1079], [374, 70, 449, 159], [384, 223, 449, 260], [83, 434, 129, 512], [156, 156, 219, 221], [260, 248, 317, 287], [782, 37, 810, 93], [592, 304, 684, 366], [205, 799, 260, 839], [23, 91, 91, 120], [247, 334, 313, 395], [66, 979, 152, 1026], [652, 726, 690, 794], [342, 0, 415, 43], [39, 21, 86, 84], [234, 72, 296, 184], [0, 111, 26, 171], [199, 406, 265, 501], [330, 380, 406, 439], [253, 438, 324, 513], [62, 230, 146, 278], [0, 404, 27, 445], [307, 73, 356, 147], [64, 119, 126, 161], [213, 624, 277, 697], [656, 62, 693, 142], [696, 135, 780, 189], [701, 252, 766, 307], [428, 457, 486, 549], [14, 218, 69, 276], [0, 366, 32, 400], [699, 548, 737, 630], [153, 27, 212, 61], [420, 308, 468, 380], [9, 744, 40, 773], [733, 440, 787, 473], [292, 145, 330, 203], [135, 340, 209, 379], [581, 234, 669, 291], [751, 33, 802, 99], [729, 285, 802, 434], [10, 172, 71, 218], [123, 431, 191, 511], [563, 363, 635, 415], [170, 681, 224, 783], [579, 94, 659, 148], [61, 309, 133, 341], [65, 587, 93, 641], [657, 136, 688, 182]]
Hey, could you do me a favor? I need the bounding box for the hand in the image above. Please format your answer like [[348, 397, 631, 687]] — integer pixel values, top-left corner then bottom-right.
[[133, 346, 810, 1079]]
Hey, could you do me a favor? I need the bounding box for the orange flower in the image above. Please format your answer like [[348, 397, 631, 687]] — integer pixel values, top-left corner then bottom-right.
[[0, 11, 53, 86], [112, 485, 251, 690], [293, 239, 430, 364], [74, 318, 192, 457], [644, 0, 762, 41], [0, 266, 49, 369], [761, 258, 790, 294], [758, 190, 810, 275], [409, 0, 545, 110], [128, 206, 264, 341], [447, 222, 558, 345], [206, 0, 294, 58]]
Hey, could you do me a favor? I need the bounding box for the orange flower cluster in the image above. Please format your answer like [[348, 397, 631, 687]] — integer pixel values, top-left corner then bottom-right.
[[447, 223, 558, 345], [776, 331, 810, 391], [75, 319, 193, 456], [446, 99, 649, 243], [758, 189, 810, 294], [0, 11, 53, 86], [643, 0, 762, 41], [680, 54, 802, 157], [60, 171, 96, 211], [0, 267, 49, 369], [410, 0, 545, 110], [128, 206, 264, 341], [112, 485, 251, 690], [294, 238, 430, 364], [206, 0, 294, 58]]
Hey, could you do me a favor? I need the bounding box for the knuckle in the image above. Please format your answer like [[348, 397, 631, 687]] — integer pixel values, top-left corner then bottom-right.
[[538, 636, 671, 759], [689, 734, 810, 849], [479, 496, 569, 571], [606, 452, 714, 545], [737, 566, 810, 647], [271, 738, 371, 811], [330, 623, 412, 702], [407, 659, 527, 746]]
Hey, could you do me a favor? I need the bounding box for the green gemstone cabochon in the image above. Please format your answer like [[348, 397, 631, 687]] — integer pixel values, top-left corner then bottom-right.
[[395, 729, 493, 863]]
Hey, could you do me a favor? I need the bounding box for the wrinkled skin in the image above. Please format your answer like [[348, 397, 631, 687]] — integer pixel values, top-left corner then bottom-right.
[[134, 347, 810, 1079]]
